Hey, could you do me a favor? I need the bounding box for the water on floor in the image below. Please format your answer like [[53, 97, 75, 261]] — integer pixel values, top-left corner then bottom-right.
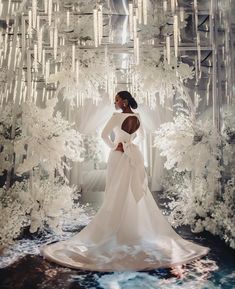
[[0, 197, 234, 289]]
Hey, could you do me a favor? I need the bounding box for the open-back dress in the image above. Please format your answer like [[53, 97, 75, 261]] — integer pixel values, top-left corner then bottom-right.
[[40, 112, 209, 271]]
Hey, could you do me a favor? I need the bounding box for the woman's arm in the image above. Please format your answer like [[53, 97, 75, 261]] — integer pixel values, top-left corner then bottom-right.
[[101, 113, 117, 149]]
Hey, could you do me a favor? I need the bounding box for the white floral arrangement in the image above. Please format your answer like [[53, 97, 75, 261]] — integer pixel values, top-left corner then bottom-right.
[[0, 98, 87, 247], [14, 98, 84, 182], [0, 181, 29, 247], [48, 49, 115, 107], [154, 107, 235, 249], [0, 178, 81, 248], [0, 104, 22, 176], [132, 55, 194, 108]]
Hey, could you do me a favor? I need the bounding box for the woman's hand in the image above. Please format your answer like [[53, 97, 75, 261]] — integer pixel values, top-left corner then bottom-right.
[[115, 142, 124, 152]]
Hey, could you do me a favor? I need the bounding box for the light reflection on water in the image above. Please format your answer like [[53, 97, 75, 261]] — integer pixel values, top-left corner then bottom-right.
[[94, 259, 220, 289], [0, 208, 234, 289]]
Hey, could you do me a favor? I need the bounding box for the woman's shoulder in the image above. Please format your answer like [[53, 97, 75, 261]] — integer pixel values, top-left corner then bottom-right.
[[113, 112, 139, 116]]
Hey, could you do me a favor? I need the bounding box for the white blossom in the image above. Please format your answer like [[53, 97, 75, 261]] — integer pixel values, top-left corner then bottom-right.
[[14, 98, 84, 182]]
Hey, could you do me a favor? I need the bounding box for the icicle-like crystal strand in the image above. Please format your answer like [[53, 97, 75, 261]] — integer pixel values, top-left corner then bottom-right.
[[194, 0, 201, 73], [129, 3, 133, 40], [13, 47, 18, 71], [28, 10, 32, 38], [32, 0, 37, 28], [54, 27, 58, 59], [133, 15, 137, 40], [163, 0, 167, 12], [195, 55, 199, 84], [143, 0, 147, 25], [13, 80, 18, 103], [72, 44, 75, 72], [93, 9, 98, 47], [138, 0, 142, 24], [0, 2, 3, 17], [36, 15, 40, 35], [76, 59, 79, 84], [48, 0, 52, 26], [134, 37, 140, 65], [44, 0, 48, 13], [171, 0, 175, 14], [34, 44, 38, 71], [34, 88, 38, 104], [42, 49, 45, 74], [7, 0, 12, 15], [7, 44, 12, 68], [66, 10, 70, 27], [179, 7, 184, 22], [206, 76, 210, 106], [42, 87, 45, 102], [45, 60, 50, 84], [38, 27, 43, 62], [173, 15, 178, 58], [49, 27, 53, 47], [76, 91, 79, 107], [166, 35, 171, 64], [98, 5, 103, 45]]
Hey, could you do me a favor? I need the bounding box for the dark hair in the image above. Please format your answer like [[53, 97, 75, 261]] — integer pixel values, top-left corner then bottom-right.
[[117, 91, 138, 109]]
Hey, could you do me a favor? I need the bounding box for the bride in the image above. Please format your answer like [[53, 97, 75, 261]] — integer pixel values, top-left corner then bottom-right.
[[40, 91, 209, 274]]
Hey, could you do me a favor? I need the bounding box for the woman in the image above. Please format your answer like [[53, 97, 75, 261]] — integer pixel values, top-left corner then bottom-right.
[[40, 91, 209, 274]]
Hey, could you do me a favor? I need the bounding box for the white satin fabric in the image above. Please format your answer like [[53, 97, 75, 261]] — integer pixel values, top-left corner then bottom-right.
[[40, 112, 209, 271]]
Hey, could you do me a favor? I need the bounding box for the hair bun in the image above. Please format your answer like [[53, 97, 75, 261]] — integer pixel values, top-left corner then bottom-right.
[[129, 97, 138, 109]]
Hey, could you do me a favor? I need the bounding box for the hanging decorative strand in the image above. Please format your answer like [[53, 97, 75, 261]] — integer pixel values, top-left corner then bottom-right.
[[0, 2, 3, 17], [44, 0, 48, 13], [143, 0, 147, 25], [48, 0, 52, 26], [180, 7, 184, 22], [93, 8, 98, 47], [171, 0, 175, 14], [42, 49, 45, 74], [166, 35, 171, 64], [32, 0, 37, 28], [129, 2, 133, 39], [137, 0, 142, 24], [98, 5, 103, 45], [66, 10, 70, 27], [54, 27, 58, 59], [33, 43, 38, 72], [28, 10, 32, 38], [38, 27, 43, 62], [72, 44, 75, 72], [194, 0, 201, 73], [134, 37, 140, 65], [49, 27, 53, 47], [45, 60, 50, 84], [133, 14, 137, 40], [173, 15, 178, 58], [76, 59, 79, 84], [163, 1, 167, 12]]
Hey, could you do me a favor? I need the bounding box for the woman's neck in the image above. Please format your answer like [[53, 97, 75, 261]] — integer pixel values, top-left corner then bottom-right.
[[122, 107, 133, 113]]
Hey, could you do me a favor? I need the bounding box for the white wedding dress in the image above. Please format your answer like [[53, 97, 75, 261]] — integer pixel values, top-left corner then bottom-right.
[[40, 112, 209, 271]]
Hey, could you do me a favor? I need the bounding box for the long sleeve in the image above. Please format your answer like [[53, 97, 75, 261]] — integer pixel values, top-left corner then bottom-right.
[[101, 113, 117, 149]]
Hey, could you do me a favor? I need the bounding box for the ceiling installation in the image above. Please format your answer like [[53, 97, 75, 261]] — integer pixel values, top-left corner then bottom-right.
[[0, 0, 234, 122]]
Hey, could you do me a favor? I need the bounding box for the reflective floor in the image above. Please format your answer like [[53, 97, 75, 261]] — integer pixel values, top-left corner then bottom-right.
[[0, 200, 235, 289]]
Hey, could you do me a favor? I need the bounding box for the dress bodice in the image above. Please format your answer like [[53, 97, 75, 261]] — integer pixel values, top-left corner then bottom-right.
[[101, 112, 145, 150]]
